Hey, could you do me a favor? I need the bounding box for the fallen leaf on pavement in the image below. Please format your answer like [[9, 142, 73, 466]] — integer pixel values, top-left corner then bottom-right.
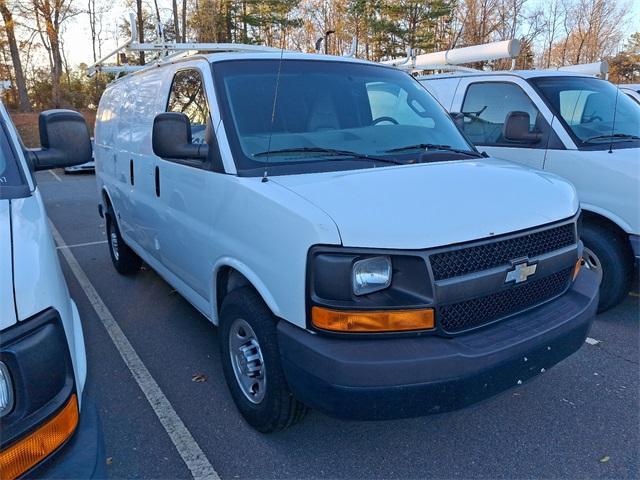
[[192, 373, 207, 383]]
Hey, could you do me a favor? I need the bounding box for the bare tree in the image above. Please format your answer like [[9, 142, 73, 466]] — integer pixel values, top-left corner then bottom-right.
[[87, 0, 106, 61], [28, 0, 77, 107], [0, 0, 30, 110]]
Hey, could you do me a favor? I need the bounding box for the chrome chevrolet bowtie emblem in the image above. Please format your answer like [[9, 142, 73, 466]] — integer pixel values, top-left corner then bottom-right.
[[505, 262, 537, 284]]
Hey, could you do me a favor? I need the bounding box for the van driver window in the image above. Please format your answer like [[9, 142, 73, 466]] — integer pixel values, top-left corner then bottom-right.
[[461, 82, 543, 147], [167, 69, 210, 143]]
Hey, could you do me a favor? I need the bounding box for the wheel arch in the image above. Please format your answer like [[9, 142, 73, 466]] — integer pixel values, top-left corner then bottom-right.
[[580, 208, 632, 243], [580, 204, 634, 236], [212, 259, 281, 326], [101, 186, 114, 216]]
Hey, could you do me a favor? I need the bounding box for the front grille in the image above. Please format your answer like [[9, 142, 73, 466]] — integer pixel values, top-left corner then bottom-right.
[[438, 268, 573, 333], [429, 223, 576, 280]]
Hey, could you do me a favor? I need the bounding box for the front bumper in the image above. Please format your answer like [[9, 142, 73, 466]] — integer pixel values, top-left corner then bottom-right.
[[29, 392, 106, 479], [278, 268, 599, 420]]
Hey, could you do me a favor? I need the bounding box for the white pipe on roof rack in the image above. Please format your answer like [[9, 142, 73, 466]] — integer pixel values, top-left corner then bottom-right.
[[411, 64, 480, 73], [556, 61, 608, 77], [412, 39, 520, 67]]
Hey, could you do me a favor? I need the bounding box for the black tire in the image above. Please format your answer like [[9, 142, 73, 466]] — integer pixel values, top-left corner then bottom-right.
[[580, 221, 634, 313], [106, 211, 142, 275], [219, 287, 307, 433]]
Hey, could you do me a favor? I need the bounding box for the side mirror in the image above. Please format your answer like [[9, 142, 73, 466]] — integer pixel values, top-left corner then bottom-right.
[[152, 112, 208, 160], [449, 112, 464, 129], [503, 111, 542, 144], [28, 110, 92, 171]]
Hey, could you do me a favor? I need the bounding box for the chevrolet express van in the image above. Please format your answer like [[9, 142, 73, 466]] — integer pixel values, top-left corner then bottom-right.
[[0, 102, 104, 478], [95, 51, 599, 432], [420, 71, 640, 312]]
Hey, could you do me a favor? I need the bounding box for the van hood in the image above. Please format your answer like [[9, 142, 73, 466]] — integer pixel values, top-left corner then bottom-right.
[[273, 158, 578, 249], [0, 200, 17, 330]]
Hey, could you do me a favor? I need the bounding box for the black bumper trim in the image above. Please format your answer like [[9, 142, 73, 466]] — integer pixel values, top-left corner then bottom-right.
[[278, 269, 599, 420], [27, 393, 106, 479]]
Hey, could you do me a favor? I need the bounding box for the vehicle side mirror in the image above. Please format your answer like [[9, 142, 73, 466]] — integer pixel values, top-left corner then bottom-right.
[[28, 110, 92, 171], [503, 111, 542, 144], [152, 112, 208, 160], [449, 112, 464, 130]]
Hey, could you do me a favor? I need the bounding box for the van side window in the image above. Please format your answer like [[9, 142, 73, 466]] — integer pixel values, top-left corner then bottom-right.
[[461, 82, 545, 148], [167, 69, 210, 143]]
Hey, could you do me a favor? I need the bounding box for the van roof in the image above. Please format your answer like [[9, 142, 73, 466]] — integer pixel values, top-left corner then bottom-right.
[[202, 50, 380, 65], [417, 70, 596, 81]]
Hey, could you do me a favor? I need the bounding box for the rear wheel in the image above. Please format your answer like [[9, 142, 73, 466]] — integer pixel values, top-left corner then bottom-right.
[[580, 221, 633, 313], [219, 287, 307, 432], [106, 211, 142, 275]]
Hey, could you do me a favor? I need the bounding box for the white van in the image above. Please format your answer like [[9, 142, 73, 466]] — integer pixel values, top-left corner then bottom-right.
[[95, 50, 599, 432], [620, 84, 640, 104], [0, 102, 104, 478], [420, 71, 640, 312]]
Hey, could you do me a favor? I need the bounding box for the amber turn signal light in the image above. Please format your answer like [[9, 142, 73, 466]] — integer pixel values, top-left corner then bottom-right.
[[0, 394, 78, 480], [573, 257, 583, 280], [312, 306, 435, 332]]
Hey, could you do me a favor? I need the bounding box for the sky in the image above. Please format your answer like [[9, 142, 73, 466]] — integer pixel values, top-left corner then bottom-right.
[[62, 0, 640, 69]]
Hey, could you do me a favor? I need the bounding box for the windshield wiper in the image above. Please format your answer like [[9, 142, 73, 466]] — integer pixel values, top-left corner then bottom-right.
[[385, 143, 484, 158], [584, 133, 640, 143], [253, 147, 405, 165]]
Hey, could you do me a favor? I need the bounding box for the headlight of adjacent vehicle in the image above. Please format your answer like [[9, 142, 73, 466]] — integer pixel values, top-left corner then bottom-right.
[[0, 362, 14, 417], [352, 256, 392, 296]]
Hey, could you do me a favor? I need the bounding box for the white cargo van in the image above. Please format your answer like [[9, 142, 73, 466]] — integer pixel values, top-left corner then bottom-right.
[[620, 84, 640, 104], [0, 102, 104, 478], [95, 48, 599, 432], [420, 71, 639, 312]]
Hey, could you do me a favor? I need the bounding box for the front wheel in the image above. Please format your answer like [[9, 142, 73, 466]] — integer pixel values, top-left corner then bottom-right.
[[219, 287, 307, 432], [580, 222, 633, 313], [106, 212, 142, 275]]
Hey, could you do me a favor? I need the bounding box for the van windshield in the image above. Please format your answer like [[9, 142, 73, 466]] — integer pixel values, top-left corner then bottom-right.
[[0, 122, 27, 199], [531, 76, 640, 148], [213, 59, 474, 175]]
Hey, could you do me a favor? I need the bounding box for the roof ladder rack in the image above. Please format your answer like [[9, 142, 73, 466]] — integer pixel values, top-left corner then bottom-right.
[[87, 13, 285, 77]]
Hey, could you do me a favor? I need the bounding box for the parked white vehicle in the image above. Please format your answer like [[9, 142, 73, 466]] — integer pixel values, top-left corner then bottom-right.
[[95, 48, 599, 432], [420, 71, 640, 312], [619, 84, 640, 104], [0, 102, 104, 478]]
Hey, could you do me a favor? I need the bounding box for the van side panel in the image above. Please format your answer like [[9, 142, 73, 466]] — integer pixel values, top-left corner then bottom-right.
[[419, 77, 461, 110]]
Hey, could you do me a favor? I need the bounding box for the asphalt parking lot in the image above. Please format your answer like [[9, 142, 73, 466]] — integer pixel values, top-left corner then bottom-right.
[[39, 169, 639, 479]]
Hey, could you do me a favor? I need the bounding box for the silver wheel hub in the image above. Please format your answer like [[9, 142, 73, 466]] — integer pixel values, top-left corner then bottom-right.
[[582, 246, 603, 284], [110, 230, 120, 261], [229, 319, 266, 404]]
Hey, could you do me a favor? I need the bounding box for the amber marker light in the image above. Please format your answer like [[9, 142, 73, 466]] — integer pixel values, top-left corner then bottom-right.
[[0, 394, 78, 480], [312, 306, 435, 333], [573, 257, 583, 280]]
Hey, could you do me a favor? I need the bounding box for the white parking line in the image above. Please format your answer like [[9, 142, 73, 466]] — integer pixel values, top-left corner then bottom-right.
[[49, 170, 62, 182], [49, 221, 220, 480], [56, 240, 107, 250]]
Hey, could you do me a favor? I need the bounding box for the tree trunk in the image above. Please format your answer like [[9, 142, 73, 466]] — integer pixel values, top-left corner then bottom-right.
[[181, 0, 187, 42], [0, 0, 31, 111], [136, 0, 145, 64], [172, 0, 179, 40]]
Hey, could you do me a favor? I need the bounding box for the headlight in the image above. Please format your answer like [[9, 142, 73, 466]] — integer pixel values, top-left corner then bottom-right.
[[0, 362, 14, 417], [352, 256, 392, 296]]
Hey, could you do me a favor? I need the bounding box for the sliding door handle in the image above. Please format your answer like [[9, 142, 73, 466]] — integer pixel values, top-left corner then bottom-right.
[[155, 166, 160, 197], [129, 159, 134, 186]]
